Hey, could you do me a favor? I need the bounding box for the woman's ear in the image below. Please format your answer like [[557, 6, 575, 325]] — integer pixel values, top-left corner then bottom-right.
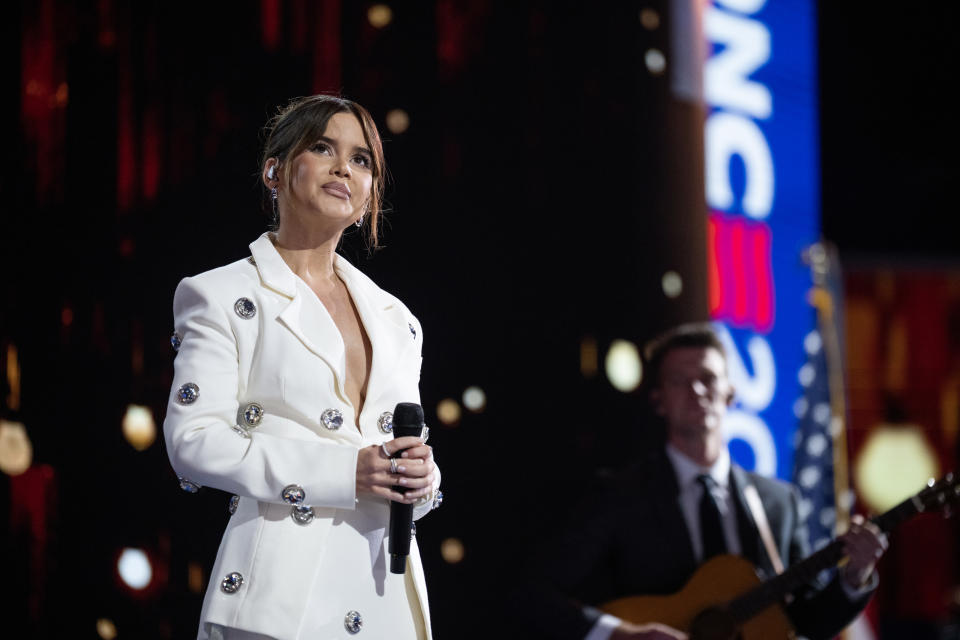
[[263, 158, 280, 187]]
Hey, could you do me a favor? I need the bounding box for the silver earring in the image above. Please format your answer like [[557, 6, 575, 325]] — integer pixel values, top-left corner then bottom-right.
[[355, 214, 364, 228], [271, 187, 279, 221]]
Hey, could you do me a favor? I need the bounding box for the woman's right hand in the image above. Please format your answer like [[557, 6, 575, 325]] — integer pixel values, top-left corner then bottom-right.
[[356, 436, 436, 503], [611, 622, 688, 640]]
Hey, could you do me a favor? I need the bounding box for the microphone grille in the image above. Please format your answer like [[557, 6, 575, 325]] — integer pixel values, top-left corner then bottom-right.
[[392, 402, 424, 427]]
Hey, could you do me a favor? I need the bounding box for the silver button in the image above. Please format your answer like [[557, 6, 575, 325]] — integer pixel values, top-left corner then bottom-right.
[[281, 484, 305, 505], [228, 495, 239, 515], [291, 505, 314, 525], [234, 297, 257, 319], [433, 490, 444, 510], [220, 572, 244, 594], [377, 411, 393, 434], [321, 408, 343, 430], [170, 332, 182, 352], [239, 402, 264, 429], [344, 610, 363, 634], [177, 475, 201, 493], [176, 383, 199, 405]]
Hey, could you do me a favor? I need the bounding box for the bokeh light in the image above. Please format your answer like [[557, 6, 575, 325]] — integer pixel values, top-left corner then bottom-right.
[[6, 343, 20, 411], [440, 537, 465, 564], [0, 419, 32, 476], [605, 340, 643, 392], [639, 8, 660, 30], [644, 48, 666, 75], [367, 4, 393, 29], [462, 386, 486, 412], [854, 425, 940, 513], [55, 82, 69, 107], [386, 108, 410, 134], [96, 618, 118, 640], [122, 404, 156, 451], [436, 398, 461, 426], [580, 335, 598, 378], [117, 547, 153, 590], [188, 561, 204, 594], [661, 270, 683, 298]]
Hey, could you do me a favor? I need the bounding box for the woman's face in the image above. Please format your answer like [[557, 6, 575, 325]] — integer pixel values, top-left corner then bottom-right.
[[281, 112, 374, 230]]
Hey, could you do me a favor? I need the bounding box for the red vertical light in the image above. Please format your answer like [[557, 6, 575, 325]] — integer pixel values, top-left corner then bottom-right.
[[729, 217, 747, 324], [436, 0, 465, 79], [749, 222, 774, 332], [261, 0, 282, 51], [116, 32, 136, 212], [707, 215, 722, 315], [312, 0, 341, 93], [21, 0, 66, 205], [98, 0, 116, 49], [141, 22, 161, 202], [141, 107, 160, 201], [290, 0, 308, 53], [10, 465, 58, 623]]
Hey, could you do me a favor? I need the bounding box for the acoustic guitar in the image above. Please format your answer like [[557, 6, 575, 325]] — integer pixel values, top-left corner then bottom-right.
[[600, 473, 959, 640]]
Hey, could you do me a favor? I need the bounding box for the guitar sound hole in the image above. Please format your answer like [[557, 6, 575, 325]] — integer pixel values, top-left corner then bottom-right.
[[690, 606, 739, 640]]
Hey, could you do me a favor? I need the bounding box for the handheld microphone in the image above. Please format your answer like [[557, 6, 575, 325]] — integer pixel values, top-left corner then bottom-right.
[[388, 402, 425, 574]]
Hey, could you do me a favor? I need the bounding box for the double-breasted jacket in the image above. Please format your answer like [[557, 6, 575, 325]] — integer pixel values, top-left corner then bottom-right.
[[164, 233, 441, 639]]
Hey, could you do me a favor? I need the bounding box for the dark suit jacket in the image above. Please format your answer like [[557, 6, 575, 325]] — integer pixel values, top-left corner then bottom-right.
[[516, 450, 873, 640]]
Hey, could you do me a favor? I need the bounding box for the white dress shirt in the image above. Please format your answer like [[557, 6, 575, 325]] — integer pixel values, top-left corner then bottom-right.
[[664, 443, 742, 561]]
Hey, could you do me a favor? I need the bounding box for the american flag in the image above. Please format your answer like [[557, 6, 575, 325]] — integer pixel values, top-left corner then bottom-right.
[[791, 243, 851, 579]]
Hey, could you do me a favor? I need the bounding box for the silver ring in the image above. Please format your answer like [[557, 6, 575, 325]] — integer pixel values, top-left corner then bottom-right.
[[381, 443, 391, 458], [390, 458, 399, 475]]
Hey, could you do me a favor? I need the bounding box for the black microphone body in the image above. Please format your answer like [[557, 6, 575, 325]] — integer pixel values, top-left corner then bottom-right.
[[388, 402, 425, 574]]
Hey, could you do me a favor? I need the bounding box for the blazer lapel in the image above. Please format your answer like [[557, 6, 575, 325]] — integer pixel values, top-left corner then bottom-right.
[[249, 234, 348, 388], [277, 295, 347, 385], [335, 256, 415, 410], [729, 465, 767, 574]]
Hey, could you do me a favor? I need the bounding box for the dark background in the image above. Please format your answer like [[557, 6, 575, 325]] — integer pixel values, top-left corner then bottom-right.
[[819, 2, 959, 258], [1, 1, 958, 638]]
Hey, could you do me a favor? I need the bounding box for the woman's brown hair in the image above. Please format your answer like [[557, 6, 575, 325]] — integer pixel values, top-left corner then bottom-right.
[[261, 94, 386, 249]]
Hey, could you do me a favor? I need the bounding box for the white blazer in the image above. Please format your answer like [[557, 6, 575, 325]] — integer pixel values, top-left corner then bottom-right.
[[164, 233, 440, 640]]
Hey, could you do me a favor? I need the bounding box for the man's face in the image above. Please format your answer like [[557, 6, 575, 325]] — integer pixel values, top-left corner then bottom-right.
[[652, 346, 733, 441]]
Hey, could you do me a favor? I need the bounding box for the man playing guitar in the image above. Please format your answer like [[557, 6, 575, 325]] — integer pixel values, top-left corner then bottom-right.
[[523, 323, 887, 640]]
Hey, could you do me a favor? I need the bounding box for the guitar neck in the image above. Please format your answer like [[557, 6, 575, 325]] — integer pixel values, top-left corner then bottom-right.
[[873, 492, 927, 532], [727, 491, 925, 623]]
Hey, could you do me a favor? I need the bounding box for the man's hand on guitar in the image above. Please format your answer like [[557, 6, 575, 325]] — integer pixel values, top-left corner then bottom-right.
[[839, 514, 889, 589], [611, 621, 688, 639]]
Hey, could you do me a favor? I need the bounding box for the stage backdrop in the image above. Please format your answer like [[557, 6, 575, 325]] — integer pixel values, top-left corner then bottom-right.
[[699, 0, 820, 481]]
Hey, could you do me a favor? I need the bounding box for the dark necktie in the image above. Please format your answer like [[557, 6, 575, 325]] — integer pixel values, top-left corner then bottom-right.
[[697, 474, 726, 560]]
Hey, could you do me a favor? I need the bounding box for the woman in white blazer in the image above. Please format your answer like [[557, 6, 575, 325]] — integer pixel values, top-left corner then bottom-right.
[[164, 95, 441, 640]]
